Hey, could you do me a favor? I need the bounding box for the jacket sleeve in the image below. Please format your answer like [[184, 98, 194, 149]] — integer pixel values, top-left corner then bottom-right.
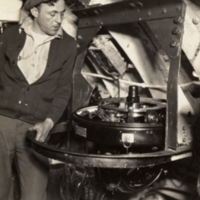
[[46, 39, 77, 124], [0, 32, 6, 72]]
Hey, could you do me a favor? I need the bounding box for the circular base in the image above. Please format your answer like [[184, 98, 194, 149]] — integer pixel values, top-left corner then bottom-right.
[[27, 131, 192, 168]]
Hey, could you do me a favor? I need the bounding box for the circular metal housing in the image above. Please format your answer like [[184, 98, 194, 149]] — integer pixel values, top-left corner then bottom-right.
[[72, 98, 166, 151]]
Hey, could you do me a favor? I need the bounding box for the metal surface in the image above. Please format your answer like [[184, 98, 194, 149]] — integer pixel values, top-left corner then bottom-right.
[[71, 0, 187, 151], [27, 131, 192, 168], [71, 26, 102, 112], [76, 26, 101, 54], [166, 57, 180, 149], [72, 96, 166, 149], [73, 0, 184, 29]]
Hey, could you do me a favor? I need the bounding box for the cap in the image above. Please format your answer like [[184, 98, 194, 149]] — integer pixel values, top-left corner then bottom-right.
[[24, 0, 50, 11]]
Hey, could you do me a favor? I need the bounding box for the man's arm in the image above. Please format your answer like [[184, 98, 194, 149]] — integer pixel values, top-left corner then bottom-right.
[[0, 31, 6, 71], [29, 40, 77, 142]]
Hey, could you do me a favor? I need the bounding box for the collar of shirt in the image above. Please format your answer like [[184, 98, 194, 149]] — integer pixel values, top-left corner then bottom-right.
[[19, 17, 63, 40]]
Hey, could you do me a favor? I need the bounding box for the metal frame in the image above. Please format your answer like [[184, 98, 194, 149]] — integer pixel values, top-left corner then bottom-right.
[[28, 0, 191, 167], [73, 0, 186, 150]]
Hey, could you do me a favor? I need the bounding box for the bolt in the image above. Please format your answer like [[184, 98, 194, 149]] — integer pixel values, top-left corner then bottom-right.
[[159, 50, 165, 55], [170, 40, 178, 48], [193, 18, 199, 25], [172, 27, 181, 35], [162, 8, 167, 14], [77, 35, 83, 40], [182, 138, 186, 142], [147, 11, 151, 17], [136, 2, 143, 8], [163, 170, 168, 175], [182, 126, 186, 130], [164, 57, 170, 62], [152, 147, 158, 151], [174, 16, 183, 24], [129, 3, 136, 8]]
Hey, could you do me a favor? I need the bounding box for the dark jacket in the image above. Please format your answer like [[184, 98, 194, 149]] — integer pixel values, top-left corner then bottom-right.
[[0, 24, 77, 124]]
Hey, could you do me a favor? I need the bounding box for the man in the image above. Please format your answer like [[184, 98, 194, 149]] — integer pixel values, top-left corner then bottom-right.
[[0, 0, 77, 199]]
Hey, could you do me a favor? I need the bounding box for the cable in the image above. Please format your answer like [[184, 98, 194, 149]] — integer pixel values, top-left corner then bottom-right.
[[82, 72, 200, 89], [82, 72, 166, 89]]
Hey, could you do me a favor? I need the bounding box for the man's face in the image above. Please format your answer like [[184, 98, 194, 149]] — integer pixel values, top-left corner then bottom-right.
[[35, 0, 66, 36]]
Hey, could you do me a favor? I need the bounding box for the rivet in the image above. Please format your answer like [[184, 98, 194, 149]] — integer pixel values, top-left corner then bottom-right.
[[172, 27, 181, 35], [164, 57, 170, 62], [176, 6, 181, 11], [182, 126, 186, 130], [129, 3, 136, 8], [159, 50, 165, 55], [193, 18, 199, 25], [136, 2, 143, 8], [77, 35, 83, 40], [152, 147, 158, 151], [170, 40, 178, 47], [139, 18, 142, 21], [164, 170, 168, 175], [147, 11, 151, 17], [174, 16, 183, 24], [77, 44, 80, 48], [100, 22, 104, 25], [182, 138, 186, 142], [162, 8, 167, 14]]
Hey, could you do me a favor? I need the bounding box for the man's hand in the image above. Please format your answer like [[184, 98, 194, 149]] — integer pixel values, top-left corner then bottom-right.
[[29, 118, 54, 142]]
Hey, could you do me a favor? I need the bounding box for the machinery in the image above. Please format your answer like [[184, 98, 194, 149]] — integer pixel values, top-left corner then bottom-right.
[[26, 0, 200, 199]]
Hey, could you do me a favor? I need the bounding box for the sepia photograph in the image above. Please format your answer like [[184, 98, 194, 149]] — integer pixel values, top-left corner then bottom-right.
[[0, 0, 200, 199]]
